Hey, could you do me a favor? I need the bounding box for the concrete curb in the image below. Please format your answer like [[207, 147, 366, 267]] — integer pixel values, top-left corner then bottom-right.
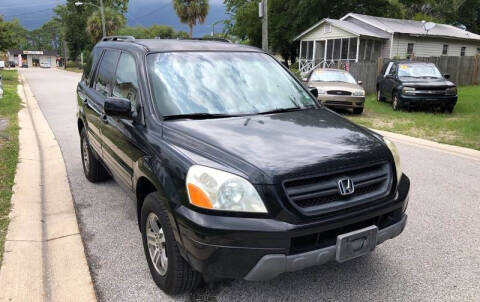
[[371, 128, 480, 161], [0, 74, 97, 301]]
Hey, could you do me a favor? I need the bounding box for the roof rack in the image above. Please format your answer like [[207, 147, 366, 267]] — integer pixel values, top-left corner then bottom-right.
[[101, 36, 135, 42], [153, 37, 232, 43]]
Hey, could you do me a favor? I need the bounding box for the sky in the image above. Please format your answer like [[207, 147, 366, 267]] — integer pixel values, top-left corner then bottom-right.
[[0, 0, 228, 37]]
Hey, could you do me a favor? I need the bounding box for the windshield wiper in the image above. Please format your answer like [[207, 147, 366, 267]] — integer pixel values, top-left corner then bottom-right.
[[257, 107, 304, 115], [163, 113, 238, 120]]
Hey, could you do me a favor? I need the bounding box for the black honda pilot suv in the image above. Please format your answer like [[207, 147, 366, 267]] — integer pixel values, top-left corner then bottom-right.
[[77, 36, 410, 294]]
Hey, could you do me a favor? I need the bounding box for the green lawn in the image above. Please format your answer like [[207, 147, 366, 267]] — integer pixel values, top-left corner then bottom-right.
[[0, 70, 21, 265], [348, 86, 480, 150]]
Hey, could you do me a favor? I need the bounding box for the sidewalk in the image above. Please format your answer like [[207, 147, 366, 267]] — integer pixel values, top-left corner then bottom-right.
[[0, 74, 96, 301], [373, 128, 480, 161]]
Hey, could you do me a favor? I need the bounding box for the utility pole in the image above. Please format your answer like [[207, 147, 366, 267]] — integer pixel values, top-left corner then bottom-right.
[[259, 0, 268, 52], [75, 1, 106, 37], [64, 42, 67, 70], [99, 0, 106, 37]]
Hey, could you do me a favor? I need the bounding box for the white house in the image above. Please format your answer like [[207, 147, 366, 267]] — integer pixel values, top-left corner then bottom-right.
[[295, 13, 480, 74]]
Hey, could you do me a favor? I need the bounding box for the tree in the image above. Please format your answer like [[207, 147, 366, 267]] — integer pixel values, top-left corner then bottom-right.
[[0, 17, 28, 51], [53, 0, 130, 61], [117, 25, 189, 39], [86, 7, 126, 43], [172, 0, 210, 37]]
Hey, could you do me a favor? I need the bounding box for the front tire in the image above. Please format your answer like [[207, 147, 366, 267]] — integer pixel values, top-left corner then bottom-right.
[[80, 128, 109, 182], [377, 89, 384, 102], [141, 192, 201, 294], [392, 94, 401, 111], [353, 107, 364, 114]]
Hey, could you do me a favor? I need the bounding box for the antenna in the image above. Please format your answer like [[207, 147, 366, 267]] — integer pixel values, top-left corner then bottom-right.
[[422, 21, 436, 35]]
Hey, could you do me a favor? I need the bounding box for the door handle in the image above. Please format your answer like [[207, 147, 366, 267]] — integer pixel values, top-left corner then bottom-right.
[[101, 114, 108, 124]]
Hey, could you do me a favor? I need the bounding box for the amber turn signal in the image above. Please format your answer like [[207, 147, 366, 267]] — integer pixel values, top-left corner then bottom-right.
[[187, 183, 213, 209]]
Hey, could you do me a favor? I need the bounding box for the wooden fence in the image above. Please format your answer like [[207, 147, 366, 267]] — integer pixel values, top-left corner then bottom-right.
[[346, 55, 480, 94]]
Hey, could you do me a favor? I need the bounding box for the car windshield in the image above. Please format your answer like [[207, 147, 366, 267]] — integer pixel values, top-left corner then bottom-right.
[[397, 64, 442, 78], [146, 52, 316, 117], [309, 69, 357, 84]]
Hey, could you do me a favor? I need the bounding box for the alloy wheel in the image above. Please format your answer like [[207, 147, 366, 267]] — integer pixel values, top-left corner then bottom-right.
[[81, 138, 90, 174], [146, 213, 168, 276], [393, 96, 400, 110]]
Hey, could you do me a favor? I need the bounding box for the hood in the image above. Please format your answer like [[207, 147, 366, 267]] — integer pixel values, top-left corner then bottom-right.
[[163, 109, 391, 184], [400, 78, 455, 88], [307, 81, 363, 91]]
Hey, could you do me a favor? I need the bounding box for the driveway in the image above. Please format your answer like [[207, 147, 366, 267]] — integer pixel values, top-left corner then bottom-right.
[[21, 68, 480, 302]]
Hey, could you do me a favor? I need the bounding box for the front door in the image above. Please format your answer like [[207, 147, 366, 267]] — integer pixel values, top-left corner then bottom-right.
[[382, 63, 397, 100], [101, 51, 144, 190]]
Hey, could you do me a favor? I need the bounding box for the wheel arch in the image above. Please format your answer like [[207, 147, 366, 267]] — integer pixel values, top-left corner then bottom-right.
[[77, 118, 85, 135]]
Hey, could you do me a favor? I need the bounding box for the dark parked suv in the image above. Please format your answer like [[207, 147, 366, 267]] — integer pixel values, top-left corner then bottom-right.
[[377, 61, 457, 112], [77, 36, 410, 294]]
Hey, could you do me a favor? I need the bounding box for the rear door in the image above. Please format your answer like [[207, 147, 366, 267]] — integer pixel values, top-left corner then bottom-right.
[[101, 51, 144, 190]]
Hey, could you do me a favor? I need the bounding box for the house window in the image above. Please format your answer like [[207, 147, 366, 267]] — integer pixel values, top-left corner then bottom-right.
[[442, 44, 448, 55], [407, 43, 414, 55], [461, 47, 466, 56], [324, 24, 331, 34]]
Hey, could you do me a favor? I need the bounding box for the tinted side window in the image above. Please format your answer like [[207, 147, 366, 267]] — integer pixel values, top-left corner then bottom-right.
[[94, 50, 120, 98], [113, 52, 139, 108], [389, 64, 397, 75], [83, 48, 101, 86]]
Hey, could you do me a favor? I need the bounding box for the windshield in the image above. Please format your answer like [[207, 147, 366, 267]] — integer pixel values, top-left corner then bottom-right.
[[309, 69, 357, 84], [147, 52, 316, 117], [398, 64, 442, 78]]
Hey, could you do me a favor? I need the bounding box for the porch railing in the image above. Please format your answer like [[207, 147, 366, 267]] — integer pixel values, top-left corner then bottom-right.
[[299, 59, 356, 75]]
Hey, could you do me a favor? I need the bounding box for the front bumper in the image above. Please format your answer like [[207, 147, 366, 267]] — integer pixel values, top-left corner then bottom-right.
[[245, 214, 406, 281], [399, 94, 457, 108], [318, 95, 365, 109], [175, 175, 409, 281]]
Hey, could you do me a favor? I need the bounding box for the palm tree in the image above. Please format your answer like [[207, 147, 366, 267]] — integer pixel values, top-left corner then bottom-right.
[[173, 0, 209, 38], [86, 7, 125, 43]]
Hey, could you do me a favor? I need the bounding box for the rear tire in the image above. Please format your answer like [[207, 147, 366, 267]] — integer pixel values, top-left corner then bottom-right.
[[446, 106, 454, 113], [80, 128, 109, 182], [353, 107, 364, 114], [141, 192, 201, 294]]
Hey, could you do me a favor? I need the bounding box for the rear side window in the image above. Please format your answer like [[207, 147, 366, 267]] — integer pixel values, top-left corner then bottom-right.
[[113, 52, 139, 108], [94, 50, 120, 98], [83, 48, 101, 86]]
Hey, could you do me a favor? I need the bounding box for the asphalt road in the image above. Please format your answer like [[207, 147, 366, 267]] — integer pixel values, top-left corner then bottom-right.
[[21, 68, 480, 302]]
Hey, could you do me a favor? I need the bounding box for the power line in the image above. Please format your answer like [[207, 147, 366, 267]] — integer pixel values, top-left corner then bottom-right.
[[2, 7, 55, 19], [127, 1, 172, 25], [0, 0, 64, 9]]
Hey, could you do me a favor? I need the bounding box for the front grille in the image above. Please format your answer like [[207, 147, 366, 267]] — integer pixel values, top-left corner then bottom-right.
[[327, 90, 352, 96], [283, 162, 392, 214], [324, 100, 352, 106]]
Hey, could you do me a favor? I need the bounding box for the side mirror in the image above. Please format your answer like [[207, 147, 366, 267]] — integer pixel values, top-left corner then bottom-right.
[[357, 80, 363, 85], [443, 73, 450, 79], [104, 97, 133, 120], [308, 87, 318, 98], [385, 74, 394, 79]]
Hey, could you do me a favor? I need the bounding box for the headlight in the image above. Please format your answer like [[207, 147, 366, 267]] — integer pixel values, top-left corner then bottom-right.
[[352, 90, 365, 96], [445, 87, 457, 95], [401, 87, 416, 95], [317, 88, 326, 94], [186, 165, 267, 213], [384, 138, 402, 183]]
